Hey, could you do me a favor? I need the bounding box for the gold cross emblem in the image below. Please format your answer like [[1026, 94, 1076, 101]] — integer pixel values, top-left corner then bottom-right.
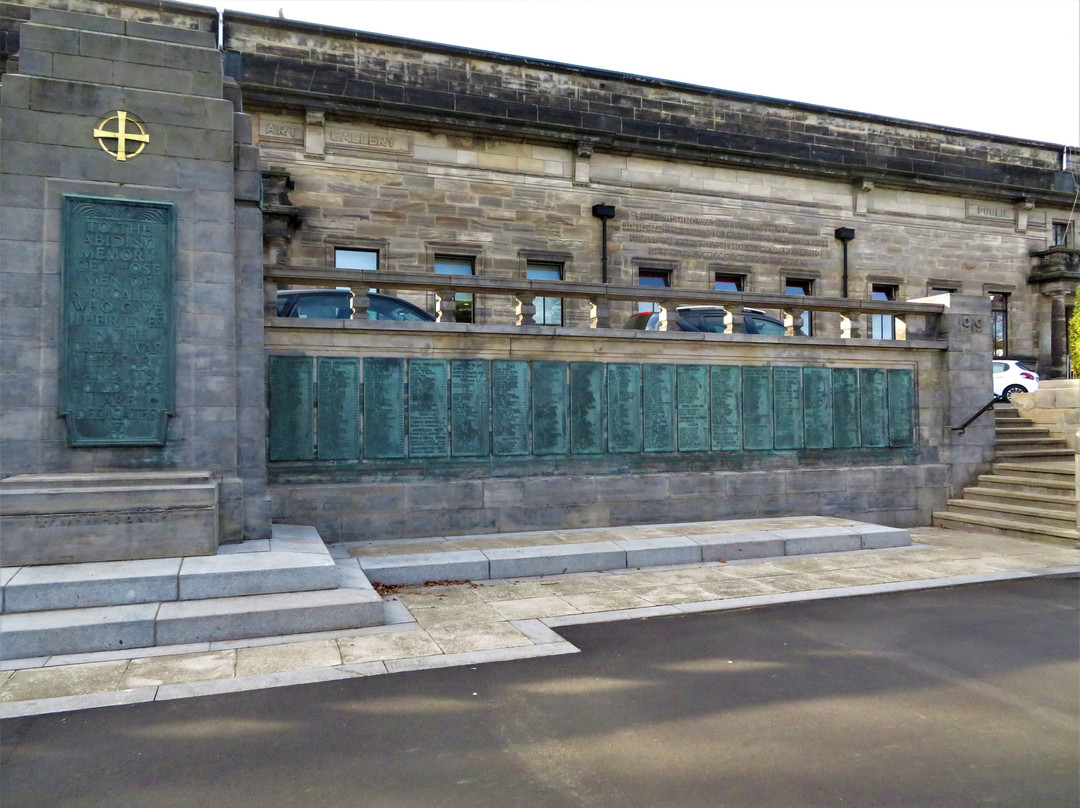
[[93, 111, 149, 162]]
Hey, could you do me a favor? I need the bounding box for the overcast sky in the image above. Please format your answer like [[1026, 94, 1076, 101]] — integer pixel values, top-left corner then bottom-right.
[[207, 0, 1080, 147]]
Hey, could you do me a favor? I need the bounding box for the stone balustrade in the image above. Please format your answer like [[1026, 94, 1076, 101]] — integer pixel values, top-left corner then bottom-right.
[[264, 266, 946, 339]]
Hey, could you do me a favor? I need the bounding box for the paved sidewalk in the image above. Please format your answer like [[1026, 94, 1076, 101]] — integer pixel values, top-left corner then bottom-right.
[[2, 524, 1077, 718]]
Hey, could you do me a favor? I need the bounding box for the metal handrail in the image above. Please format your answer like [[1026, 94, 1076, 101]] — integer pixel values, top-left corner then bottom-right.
[[950, 397, 1000, 434]]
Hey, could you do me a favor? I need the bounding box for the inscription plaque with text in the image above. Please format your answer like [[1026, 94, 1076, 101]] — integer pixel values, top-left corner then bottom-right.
[[772, 366, 804, 450], [802, 367, 833, 449], [408, 359, 449, 458], [887, 369, 915, 447], [741, 366, 773, 450], [832, 368, 861, 448], [492, 360, 531, 456], [677, 365, 710, 451], [60, 195, 175, 446], [643, 364, 676, 452], [268, 356, 314, 461], [317, 357, 360, 460], [451, 359, 490, 457], [532, 361, 568, 455], [570, 362, 605, 454], [710, 365, 741, 450], [607, 363, 642, 453], [860, 368, 889, 448], [363, 357, 406, 458]]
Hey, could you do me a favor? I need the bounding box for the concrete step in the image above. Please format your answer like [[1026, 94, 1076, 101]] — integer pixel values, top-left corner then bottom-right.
[[959, 486, 1077, 511], [995, 427, 1054, 438], [994, 437, 1069, 449], [932, 511, 1079, 548], [977, 474, 1075, 497], [994, 448, 1076, 462], [943, 498, 1076, 529], [356, 523, 912, 586], [992, 462, 1076, 482], [1, 526, 339, 613], [0, 587, 385, 661]]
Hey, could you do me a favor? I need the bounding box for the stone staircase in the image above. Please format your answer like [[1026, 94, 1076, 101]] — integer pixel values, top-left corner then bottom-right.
[[934, 407, 1078, 546], [0, 525, 385, 661]]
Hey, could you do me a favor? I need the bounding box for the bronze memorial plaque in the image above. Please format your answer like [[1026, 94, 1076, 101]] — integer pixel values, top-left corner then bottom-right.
[[60, 195, 175, 446]]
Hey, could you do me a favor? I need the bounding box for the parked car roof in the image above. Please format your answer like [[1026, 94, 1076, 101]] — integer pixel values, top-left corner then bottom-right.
[[275, 289, 436, 322]]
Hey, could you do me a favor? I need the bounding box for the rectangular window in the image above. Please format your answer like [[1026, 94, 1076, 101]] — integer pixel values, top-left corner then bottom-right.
[[929, 286, 957, 295], [784, 278, 813, 336], [637, 269, 671, 314], [336, 248, 378, 293], [714, 273, 744, 292], [990, 292, 1009, 356], [335, 248, 378, 271], [434, 256, 475, 323], [526, 262, 563, 325], [871, 284, 897, 340], [1053, 220, 1073, 247]]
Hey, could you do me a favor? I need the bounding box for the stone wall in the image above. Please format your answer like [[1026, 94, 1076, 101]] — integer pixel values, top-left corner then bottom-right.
[[1011, 380, 1080, 449], [266, 294, 994, 541]]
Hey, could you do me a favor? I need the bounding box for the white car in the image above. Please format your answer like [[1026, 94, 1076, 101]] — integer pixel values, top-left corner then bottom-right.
[[992, 360, 1040, 401]]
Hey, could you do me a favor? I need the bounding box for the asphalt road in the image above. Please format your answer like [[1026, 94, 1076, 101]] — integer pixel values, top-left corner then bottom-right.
[[2, 577, 1077, 808]]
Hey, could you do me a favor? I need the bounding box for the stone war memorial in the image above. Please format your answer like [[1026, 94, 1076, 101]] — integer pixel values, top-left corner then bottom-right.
[[0, 0, 1077, 658]]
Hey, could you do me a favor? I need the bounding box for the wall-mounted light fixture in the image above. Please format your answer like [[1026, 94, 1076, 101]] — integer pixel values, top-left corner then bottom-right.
[[834, 227, 855, 298], [592, 203, 616, 284]]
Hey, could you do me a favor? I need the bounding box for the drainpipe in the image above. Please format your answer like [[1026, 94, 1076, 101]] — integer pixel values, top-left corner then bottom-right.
[[592, 203, 616, 283], [834, 227, 855, 297]]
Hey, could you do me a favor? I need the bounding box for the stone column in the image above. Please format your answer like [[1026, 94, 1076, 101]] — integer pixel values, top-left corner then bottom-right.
[[589, 297, 612, 329], [515, 296, 537, 326], [1049, 291, 1068, 379]]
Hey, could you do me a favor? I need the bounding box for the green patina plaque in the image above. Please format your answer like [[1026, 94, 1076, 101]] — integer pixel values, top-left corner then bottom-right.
[[268, 355, 314, 461], [316, 357, 360, 460], [59, 195, 175, 446], [741, 366, 773, 450], [860, 368, 889, 448], [642, 364, 676, 452], [532, 361, 568, 455], [677, 365, 710, 451], [570, 362, 605, 454], [451, 359, 490, 457], [887, 368, 915, 447], [408, 359, 449, 458], [363, 357, 406, 458], [802, 367, 834, 449], [710, 365, 741, 451], [832, 368, 861, 448], [492, 360, 530, 456], [607, 363, 642, 453], [772, 366, 804, 450]]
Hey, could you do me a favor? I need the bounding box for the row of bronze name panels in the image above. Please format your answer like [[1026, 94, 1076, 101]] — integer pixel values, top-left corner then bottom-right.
[[269, 357, 915, 462]]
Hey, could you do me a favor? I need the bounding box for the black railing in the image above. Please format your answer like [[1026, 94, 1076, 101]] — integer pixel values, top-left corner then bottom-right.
[[950, 397, 1000, 434]]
